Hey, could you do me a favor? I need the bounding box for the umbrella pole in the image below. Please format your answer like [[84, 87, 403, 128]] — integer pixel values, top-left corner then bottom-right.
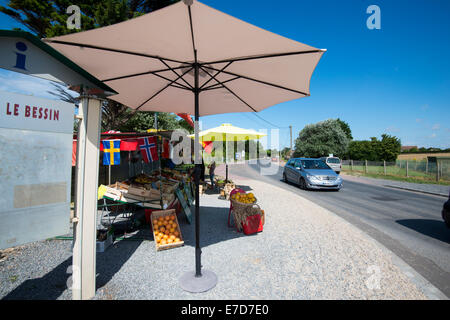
[[179, 58, 217, 293]]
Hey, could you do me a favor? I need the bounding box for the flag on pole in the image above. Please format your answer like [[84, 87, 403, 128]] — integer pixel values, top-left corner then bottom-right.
[[102, 140, 121, 165], [162, 138, 170, 158], [137, 136, 158, 163]]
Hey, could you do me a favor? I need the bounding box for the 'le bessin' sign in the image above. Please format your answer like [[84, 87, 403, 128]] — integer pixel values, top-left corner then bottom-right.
[[0, 90, 74, 249], [0, 90, 73, 133]]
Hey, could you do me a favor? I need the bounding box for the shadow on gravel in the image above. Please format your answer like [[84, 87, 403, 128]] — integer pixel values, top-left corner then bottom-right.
[[396, 219, 450, 244], [180, 205, 245, 248], [2, 255, 72, 300], [2, 230, 147, 300]]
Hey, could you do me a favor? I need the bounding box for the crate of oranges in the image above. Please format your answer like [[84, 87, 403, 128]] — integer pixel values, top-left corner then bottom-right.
[[150, 209, 184, 251]]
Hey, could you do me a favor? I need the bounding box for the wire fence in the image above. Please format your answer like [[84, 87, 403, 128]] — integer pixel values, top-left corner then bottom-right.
[[341, 159, 450, 183]]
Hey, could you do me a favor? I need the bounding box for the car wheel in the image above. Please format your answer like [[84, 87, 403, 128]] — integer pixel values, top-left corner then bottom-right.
[[443, 209, 450, 228], [299, 177, 307, 190]]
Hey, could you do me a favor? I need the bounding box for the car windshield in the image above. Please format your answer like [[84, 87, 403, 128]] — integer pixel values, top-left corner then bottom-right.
[[327, 158, 340, 164], [301, 160, 330, 169]]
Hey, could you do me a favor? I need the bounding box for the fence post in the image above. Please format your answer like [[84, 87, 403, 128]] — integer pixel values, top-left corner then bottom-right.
[[384, 160, 386, 175], [436, 161, 440, 182], [406, 160, 409, 177], [426, 159, 428, 174], [365, 160, 368, 174], [351, 160, 353, 171]]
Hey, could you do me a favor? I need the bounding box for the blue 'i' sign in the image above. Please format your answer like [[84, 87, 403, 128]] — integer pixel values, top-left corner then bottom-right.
[[14, 42, 27, 70]]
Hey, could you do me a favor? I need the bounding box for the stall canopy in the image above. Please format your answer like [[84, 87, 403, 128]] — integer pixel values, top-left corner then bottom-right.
[[44, 0, 325, 293]]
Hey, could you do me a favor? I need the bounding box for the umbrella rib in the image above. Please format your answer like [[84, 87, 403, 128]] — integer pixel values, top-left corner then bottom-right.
[[151, 72, 192, 90], [203, 65, 309, 96], [135, 66, 194, 111], [199, 61, 233, 90], [43, 39, 187, 65], [201, 49, 324, 65], [158, 58, 194, 90], [199, 66, 258, 112], [187, 5, 197, 55], [101, 66, 188, 82]]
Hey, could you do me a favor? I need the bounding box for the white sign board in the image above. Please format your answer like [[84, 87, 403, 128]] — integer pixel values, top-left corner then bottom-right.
[[0, 91, 74, 249]]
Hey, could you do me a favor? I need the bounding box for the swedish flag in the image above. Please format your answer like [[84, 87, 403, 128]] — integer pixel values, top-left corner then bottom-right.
[[102, 140, 121, 165]]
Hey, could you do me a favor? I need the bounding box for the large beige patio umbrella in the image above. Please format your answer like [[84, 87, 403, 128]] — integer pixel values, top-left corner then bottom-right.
[[44, 0, 325, 293], [188, 123, 267, 181]]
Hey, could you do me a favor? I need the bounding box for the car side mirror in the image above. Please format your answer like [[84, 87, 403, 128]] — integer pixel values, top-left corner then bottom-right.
[[296, 167, 301, 170]]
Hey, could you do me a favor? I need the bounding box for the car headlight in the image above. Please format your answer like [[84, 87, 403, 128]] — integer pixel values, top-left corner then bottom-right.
[[307, 174, 318, 181]]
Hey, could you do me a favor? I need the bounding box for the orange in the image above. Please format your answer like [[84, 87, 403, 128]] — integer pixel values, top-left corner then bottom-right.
[[164, 216, 170, 221], [163, 234, 169, 240], [164, 229, 170, 235], [167, 238, 174, 244], [174, 231, 179, 237], [170, 227, 175, 233], [158, 216, 164, 222], [157, 221, 163, 227], [158, 232, 164, 238], [152, 219, 158, 225], [159, 227, 165, 233], [174, 237, 180, 243], [160, 239, 167, 245], [169, 235, 176, 240]]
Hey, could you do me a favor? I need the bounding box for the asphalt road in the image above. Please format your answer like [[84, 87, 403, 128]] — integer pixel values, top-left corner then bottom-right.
[[228, 161, 450, 298]]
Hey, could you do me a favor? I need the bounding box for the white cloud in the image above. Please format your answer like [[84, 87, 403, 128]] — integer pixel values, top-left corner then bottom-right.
[[431, 123, 440, 130], [385, 126, 400, 133]]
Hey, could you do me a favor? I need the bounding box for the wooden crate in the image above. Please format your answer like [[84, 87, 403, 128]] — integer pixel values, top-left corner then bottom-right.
[[150, 209, 184, 251], [128, 185, 160, 199]]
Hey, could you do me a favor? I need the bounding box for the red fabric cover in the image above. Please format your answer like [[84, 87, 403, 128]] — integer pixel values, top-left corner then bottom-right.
[[242, 214, 263, 235]]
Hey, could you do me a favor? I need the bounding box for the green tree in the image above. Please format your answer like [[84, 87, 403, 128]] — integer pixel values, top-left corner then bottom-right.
[[336, 118, 353, 140], [1, 0, 186, 132], [347, 134, 401, 161], [379, 134, 401, 162], [294, 119, 349, 158]]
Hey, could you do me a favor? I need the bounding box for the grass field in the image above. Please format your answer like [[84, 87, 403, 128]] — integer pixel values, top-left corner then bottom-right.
[[342, 165, 450, 185], [397, 152, 450, 161]]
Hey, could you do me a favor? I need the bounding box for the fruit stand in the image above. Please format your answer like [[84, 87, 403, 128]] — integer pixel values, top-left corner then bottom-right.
[[230, 192, 264, 235], [92, 131, 196, 248]]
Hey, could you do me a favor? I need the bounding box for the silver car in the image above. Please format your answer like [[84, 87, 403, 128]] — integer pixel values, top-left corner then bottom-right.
[[320, 156, 342, 174], [283, 158, 343, 190]]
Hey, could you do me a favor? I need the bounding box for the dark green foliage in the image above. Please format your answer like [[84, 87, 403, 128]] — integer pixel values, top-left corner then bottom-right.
[[294, 119, 350, 158], [347, 134, 401, 161]]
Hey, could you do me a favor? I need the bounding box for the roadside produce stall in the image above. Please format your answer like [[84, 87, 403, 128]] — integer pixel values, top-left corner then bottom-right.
[[73, 130, 196, 250]]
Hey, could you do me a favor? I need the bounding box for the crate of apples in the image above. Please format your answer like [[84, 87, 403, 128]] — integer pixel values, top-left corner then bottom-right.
[[151, 209, 184, 251]]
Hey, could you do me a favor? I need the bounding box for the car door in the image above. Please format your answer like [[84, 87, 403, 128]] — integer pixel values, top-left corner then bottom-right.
[[291, 159, 302, 183], [284, 159, 294, 181]]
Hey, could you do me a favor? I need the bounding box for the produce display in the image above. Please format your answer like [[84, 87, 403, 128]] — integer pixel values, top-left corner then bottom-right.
[[231, 192, 256, 204], [150, 209, 184, 251]]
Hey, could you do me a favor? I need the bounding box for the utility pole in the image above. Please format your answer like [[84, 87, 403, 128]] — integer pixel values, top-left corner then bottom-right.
[[289, 125, 293, 158]]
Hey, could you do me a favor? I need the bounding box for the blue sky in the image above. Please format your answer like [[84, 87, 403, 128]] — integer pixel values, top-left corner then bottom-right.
[[1, 0, 449, 149]]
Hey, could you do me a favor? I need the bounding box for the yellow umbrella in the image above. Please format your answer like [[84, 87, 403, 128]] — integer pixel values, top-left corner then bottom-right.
[[188, 123, 267, 181]]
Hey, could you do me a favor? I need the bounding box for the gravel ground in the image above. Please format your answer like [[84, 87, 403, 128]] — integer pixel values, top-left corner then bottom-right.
[[0, 172, 430, 300]]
